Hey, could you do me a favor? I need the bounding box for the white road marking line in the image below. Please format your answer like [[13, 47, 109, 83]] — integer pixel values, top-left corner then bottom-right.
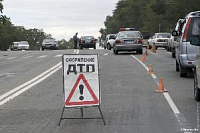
[[0, 48, 80, 106], [104, 53, 108, 56], [130, 54, 190, 130], [54, 54, 63, 57], [131, 54, 180, 114], [7, 57, 17, 60], [0, 62, 62, 106], [37, 55, 47, 58], [151, 74, 157, 79], [163, 93, 180, 114], [75, 49, 79, 54], [24, 56, 33, 59]]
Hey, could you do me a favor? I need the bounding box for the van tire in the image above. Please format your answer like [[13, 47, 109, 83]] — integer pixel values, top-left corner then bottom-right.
[[194, 70, 200, 101], [180, 65, 187, 77]]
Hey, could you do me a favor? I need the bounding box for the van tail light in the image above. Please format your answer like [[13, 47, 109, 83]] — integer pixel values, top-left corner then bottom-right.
[[116, 40, 123, 43], [183, 18, 192, 42], [135, 39, 143, 43]]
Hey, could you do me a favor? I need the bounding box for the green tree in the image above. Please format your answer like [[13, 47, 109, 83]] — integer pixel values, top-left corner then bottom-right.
[[101, 0, 200, 38]]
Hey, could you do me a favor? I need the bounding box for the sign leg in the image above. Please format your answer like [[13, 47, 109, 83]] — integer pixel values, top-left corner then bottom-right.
[[98, 106, 106, 125], [58, 106, 65, 126], [81, 107, 84, 119]]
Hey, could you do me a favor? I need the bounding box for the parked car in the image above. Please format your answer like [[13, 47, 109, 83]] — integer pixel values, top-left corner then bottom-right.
[[185, 11, 200, 101], [104, 34, 116, 50], [148, 33, 171, 50], [172, 11, 200, 77], [79, 36, 97, 49], [41, 38, 58, 50], [113, 28, 143, 54], [10, 41, 30, 51]]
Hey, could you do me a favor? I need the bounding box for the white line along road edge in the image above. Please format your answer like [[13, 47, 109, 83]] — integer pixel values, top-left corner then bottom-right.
[[0, 62, 62, 106], [131, 55, 180, 113], [0, 50, 80, 106], [130, 55, 195, 133]]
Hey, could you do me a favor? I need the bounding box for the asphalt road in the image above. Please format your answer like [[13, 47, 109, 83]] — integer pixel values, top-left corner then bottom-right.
[[0, 46, 199, 133]]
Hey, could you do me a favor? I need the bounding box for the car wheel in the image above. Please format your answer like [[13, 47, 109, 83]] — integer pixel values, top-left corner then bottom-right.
[[80, 46, 83, 49], [176, 60, 180, 72], [113, 48, 118, 55], [107, 44, 111, 50], [194, 69, 200, 101], [138, 49, 143, 54], [180, 65, 187, 77], [94, 46, 96, 49]]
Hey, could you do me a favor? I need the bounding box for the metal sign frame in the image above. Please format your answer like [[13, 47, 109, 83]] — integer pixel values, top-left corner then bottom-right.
[[59, 54, 105, 125]]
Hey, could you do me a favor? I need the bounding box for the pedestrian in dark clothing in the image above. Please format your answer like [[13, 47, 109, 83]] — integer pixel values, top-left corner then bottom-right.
[[73, 32, 78, 49]]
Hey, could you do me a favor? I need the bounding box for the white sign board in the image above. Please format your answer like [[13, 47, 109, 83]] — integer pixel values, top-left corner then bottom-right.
[[62, 54, 100, 107]]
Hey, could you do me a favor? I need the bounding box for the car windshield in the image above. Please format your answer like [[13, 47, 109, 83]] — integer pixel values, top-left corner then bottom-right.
[[43, 39, 54, 43], [119, 31, 142, 38], [157, 33, 171, 38], [82, 36, 94, 40], [109, 35, 115, 39], [191, 17, 200, 36]]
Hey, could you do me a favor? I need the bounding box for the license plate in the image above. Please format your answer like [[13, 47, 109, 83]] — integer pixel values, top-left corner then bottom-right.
[[124, 40, 133, 43]]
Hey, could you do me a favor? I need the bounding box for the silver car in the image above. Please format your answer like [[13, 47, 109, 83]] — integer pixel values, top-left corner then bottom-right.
[[172, 11, 200, 77], [188, 11, 200, 101], [148, 33, 171, 50], [113, 28, 143, 54]]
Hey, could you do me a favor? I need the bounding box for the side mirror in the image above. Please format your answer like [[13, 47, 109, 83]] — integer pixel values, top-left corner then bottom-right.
[[190, 36, 200, 46], [172, 31, 179, 36]]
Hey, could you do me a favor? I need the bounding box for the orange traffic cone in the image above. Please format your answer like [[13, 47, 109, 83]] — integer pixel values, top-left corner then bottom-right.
[[141, 54, 146, 61], [151, 44, 156, 53], [145, 49, 149, 56], [155, 77, 167, 93], [147, 64, 154, 74]]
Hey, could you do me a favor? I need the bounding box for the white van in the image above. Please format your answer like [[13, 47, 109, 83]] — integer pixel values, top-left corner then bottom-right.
[[11, 41, 30, 51]]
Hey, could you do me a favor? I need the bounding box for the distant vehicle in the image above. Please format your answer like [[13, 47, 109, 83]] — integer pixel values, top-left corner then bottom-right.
[[148, 33, 171, 50], [104, 34, 116, 50], [41, 38, 59, 50], [113, 28, 143, 54], [79, 36, 97, 49], [172, 11, 200, 77], [10, 41, 30, 51]]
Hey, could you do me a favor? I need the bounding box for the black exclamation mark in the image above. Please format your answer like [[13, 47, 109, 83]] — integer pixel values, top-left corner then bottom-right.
[[79, 84, 84, 101]]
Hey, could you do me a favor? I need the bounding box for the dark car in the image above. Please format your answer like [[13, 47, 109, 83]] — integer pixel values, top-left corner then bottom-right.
[[79, 36, 96, 49]]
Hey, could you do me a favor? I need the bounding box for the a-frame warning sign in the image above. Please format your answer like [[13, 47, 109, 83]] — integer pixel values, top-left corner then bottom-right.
[[59, 54, 106, 126], [65, 74, 99, 106]]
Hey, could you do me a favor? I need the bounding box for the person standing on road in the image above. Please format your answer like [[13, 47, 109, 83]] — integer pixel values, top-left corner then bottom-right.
[[73, 32, 78, 49]]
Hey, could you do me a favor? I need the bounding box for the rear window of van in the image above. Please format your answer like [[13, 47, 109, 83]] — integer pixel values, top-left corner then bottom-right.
[[188, 17, 200, 41]]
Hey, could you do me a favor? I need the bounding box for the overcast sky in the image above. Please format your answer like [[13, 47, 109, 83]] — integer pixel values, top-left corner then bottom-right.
[[2, 0, 119, 40]]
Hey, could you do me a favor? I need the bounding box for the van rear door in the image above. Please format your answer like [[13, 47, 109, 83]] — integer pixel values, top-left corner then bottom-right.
[[187, 17, 200, 61]]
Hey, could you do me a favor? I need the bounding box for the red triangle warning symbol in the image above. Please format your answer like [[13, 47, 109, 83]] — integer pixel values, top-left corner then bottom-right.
[[65, 74, 99, 106]]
